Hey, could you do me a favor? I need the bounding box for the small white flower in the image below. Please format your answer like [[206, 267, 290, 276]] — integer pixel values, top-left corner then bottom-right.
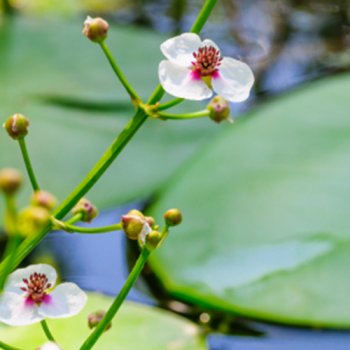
[[0, 264, 87, 326], [158, 33, 254, 102], [37, 341, 61, 350]]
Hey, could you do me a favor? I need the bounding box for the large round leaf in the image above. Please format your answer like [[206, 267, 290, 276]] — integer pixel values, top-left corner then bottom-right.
[[0, 293, 207, 349], [148, 74, 350, 328], [0, 18, 218, 216]]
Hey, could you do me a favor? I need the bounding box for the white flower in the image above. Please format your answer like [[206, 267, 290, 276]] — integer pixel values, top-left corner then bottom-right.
[[0, 264, 87, 326], [37, 342, 61, 350], [158, 33, 254, 102]]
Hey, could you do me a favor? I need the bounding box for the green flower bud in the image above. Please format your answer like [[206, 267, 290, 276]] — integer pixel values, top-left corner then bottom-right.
[[3, 113, 30, 139], [207, 96, 231, 123], [121, 214, 145, 240], [164, 208, 182, 227], [145, 230, 162, 251], [82, 16, 109, 43], [17, 206, 51, 238], [88, 310, 111, 331], [72, 198, 98, 222], [0, 168, 22, 195], [31, 190, 57, 211]]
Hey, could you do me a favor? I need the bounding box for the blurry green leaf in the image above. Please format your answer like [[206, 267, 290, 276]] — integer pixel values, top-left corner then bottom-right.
[[149, 74, 350, 327], [0, 18, 218, 216], [0, 293, 207, 349]]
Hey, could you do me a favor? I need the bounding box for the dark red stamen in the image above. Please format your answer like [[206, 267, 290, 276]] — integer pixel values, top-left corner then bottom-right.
[[191, 46, 222, 77], [21, 272, 51, 304]]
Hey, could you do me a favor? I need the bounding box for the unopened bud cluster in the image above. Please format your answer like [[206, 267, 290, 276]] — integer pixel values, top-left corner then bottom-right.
[[0, 168, 22, 196]]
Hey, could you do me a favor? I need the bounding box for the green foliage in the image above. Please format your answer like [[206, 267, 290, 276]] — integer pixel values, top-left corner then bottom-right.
[[149, 74, 350, 327], [0, 293, 207, 349]]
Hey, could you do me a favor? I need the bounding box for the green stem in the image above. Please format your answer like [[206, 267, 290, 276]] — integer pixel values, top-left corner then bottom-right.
[[158, 109, 209, 120], [0, 235, 21, 292], [18, 138, 39, 191], [80, 249, 151, 350], [40, 320, 56, 342], [190, 0, 217, 33], [157, 98, 184, 111], [65, 212, 83, 225], [0, 0, 218, 279], [99, 41, 141, 104], [2, 0, 14, 16], [0, 341, 23, 350], [59, 222, 122, 234]]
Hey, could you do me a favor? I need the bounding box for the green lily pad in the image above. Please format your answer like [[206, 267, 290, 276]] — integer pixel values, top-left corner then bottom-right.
[[0, 17, 217, 215], [148, 73, 350, 328], [0, 293, 207, 349]]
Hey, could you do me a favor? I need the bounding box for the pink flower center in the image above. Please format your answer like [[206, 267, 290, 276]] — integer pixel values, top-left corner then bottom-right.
[[191, 46, 222, 77], [21, 272, 52, 304]]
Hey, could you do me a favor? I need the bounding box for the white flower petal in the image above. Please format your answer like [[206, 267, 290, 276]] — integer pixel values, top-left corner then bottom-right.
[[159, 60, 213, 101], [5, 264, 57, 295], [138, 222, 152, 246], [39, 282, 87, 319], [160, 33, 201, 67], [202, 39, 220, 52], [212, 57, 254, 102], [0, 292, 43, 326], [37, 341, 61, 350]]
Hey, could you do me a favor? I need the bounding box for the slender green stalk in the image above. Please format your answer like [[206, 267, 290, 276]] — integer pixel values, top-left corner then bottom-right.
[[80, 249, 151, 350], [157, 98, 184, 111], [158, 109, 209, 120], [60, 222, 122, 234], [99, 41, 141, 104], [65, 212, 83, 225], [0, 341, 23, 350], [18, 138, 39, 191], [190, 0, 217, 33], [0, 0, 218, 279], [0, 235, 20, 291], [40, 320, 56, 342], [2, 0, 14, 16]]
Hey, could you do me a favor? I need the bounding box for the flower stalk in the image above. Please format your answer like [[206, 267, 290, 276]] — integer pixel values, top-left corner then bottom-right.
[[54, 219, 122, 234], [18, 138, 39, 191], [157, 109, 209, 120], [40, 320, 56, 342], [79, 248, 151, 350]]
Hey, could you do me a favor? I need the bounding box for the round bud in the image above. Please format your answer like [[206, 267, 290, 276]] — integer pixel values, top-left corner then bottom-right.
[[72, 198, 98, 222], [207, 96, 231, 123], [82, 16, 109, 43], [164, 208, 182, 227], [88, 310, 111, 331], [3, 113, 30, 139], [17, 206, 51, 238], [0, 168, 22, 195], [121, 214, 145, 240], [31, 190, 57, 211], [145, 230, 162, 251]]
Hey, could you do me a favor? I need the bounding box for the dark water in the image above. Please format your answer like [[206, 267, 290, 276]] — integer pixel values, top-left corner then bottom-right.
[[19, 0, 350, 349]]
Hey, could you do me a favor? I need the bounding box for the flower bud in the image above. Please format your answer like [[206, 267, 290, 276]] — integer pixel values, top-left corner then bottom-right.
[[145, 230, 162, 251], [31, 190, 57, 211], [82, 16, 109, 43], [164, 208, 182, 227], [72, 198, 98, 222], [121, 214, 145, 240], [17, 206, 51, 238], [144, 216, 155, 228], [207, 96, 231, 123], [0, 168, 22, 195], [3, 113, 30, 139], [88, 310, 111, 331]]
